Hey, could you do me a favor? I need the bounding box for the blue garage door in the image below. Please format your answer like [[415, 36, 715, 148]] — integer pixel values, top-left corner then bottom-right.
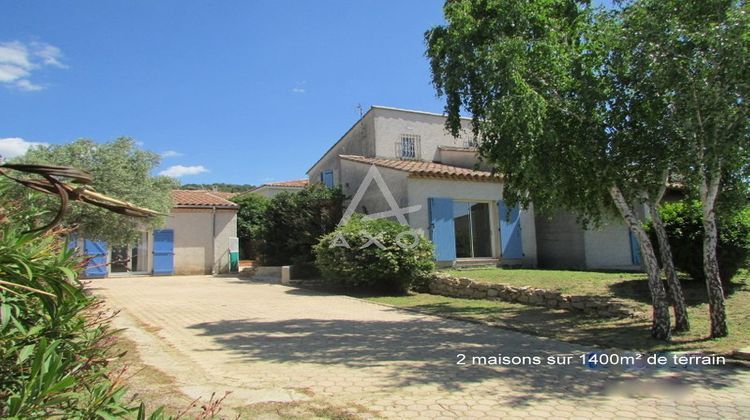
[[429, 197, 456, 262], [153, 229, 175, 275], [83, 239, 108, 278], [498, 200, 523, 259]]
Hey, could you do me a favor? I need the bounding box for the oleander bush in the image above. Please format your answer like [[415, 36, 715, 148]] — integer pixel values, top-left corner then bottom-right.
[[0, 180, 175, 418], [648, 200, 750, 288], [314, 215, 435, 294]]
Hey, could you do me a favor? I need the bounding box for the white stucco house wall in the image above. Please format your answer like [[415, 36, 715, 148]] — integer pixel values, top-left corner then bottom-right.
[[77, 190, 239, 277], [249, 179, 308, 198], [307, 105, 642, 270]]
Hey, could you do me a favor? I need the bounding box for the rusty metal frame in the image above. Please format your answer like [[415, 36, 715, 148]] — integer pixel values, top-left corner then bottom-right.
[[1, 163, 162, 234]]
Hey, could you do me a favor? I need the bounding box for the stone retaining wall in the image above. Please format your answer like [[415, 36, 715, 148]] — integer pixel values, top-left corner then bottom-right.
[[424, 272, 641, 318]]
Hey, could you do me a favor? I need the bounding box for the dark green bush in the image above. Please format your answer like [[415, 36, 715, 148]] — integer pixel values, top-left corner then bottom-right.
[[314, 216, 435, 294], [648, 200, 750, 286], [259, 184, 344, 267], [231, 193, 269, 259]]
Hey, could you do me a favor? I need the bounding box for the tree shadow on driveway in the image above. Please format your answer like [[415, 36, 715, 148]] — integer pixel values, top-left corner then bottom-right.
[[187, 312, 746, 407]]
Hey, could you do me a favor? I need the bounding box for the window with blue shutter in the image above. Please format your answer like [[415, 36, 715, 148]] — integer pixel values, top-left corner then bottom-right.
[[629, 230, 642, 265], [322, 170, 334, 188], [498, 200, 523, 259], [429, 197, 456, 261]]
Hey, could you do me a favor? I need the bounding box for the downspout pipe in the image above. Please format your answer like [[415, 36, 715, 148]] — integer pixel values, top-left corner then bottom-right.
[[212, 206, 217, 275]]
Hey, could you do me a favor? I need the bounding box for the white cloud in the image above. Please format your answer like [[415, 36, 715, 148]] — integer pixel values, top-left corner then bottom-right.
[[14, 79, 43, 91], [291, 80, 307, 94], [0, 40, 67, 91], [160, 150, 183, 158], [0, 137, 49, 159], [158, 165, 209, 177]]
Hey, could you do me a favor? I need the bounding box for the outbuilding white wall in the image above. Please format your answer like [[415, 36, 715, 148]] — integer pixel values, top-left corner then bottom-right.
[[165, 208, 237, 275]]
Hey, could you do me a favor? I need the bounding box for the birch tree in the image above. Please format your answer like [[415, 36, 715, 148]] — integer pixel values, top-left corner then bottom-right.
[[426, 0, 675, 339], [599, 7, 691, 332], [615, 0, 749, 337]]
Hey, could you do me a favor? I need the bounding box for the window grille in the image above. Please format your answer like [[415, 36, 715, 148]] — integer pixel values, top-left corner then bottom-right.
[[396, 134, 420, 160]]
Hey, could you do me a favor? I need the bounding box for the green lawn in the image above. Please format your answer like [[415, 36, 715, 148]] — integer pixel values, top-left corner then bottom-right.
[[442, 267, 647, 296], [362, 269, 750, 354]]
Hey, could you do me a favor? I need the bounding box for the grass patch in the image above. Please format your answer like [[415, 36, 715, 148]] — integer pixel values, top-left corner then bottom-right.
[[364, 270, 750, 354], [442, 267, 647, 296]]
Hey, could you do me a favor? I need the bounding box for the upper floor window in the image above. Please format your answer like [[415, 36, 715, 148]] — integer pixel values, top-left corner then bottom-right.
[[397, 134, 420, 160], [320, 170, 334, 188]]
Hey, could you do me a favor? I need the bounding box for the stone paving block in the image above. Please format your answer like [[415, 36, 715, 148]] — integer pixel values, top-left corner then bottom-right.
[[93, 275, 750, 419]]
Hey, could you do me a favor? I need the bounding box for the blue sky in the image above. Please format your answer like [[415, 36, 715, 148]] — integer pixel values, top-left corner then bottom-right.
[[0, 1, 612, 185], [0, 0, 450, 185]]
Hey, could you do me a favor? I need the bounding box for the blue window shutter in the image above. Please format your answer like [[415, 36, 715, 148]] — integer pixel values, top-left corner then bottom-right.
[[153, 229, 175, 275], [67, 233, 78, 251], [498, 200, 523, 259], [83, 239, 109, 278], [322, 170, 334, 188], [429, 197, 456, 261], [629, 230, 642, 265]]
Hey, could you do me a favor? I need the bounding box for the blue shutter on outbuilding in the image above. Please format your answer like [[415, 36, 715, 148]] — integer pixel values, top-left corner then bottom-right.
[[153, 229, 175, 275], [322, 170, 334, 188], [429, 197, 456, 262], [629, 230, 642, 265], [83, 239, 109, 278], [498, 200, 523, 259], [67, 233, 77, 251]]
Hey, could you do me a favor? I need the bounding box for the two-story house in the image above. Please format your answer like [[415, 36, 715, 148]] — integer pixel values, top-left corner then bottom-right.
[[308, 106, 642, 270]]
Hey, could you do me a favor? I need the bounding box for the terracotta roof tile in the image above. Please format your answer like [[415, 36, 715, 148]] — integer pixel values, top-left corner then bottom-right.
[[339, 155, 500, 182], [263, 179, 309, 188], [207, 191, 240, 199], [171, 190, 239, 208]]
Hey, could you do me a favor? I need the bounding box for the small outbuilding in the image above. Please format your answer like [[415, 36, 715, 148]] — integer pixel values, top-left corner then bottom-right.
[[249, 179, 308, 198], [77, 189, 239, 277]]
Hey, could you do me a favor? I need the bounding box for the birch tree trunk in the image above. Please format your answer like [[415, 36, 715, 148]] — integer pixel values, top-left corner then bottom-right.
[[647, 202, 690, 332], [700, 172, 728, 337], [610, 186, 671, 339]]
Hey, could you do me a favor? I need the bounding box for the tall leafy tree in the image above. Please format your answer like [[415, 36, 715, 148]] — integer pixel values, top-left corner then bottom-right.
[[613, 0, 749, 337], [18, 137, 177, 244], [426, 0, 675, 338], [596, 5, 691, 331]]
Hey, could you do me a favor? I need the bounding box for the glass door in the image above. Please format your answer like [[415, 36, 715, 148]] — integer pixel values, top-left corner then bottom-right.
[[453, 201, 492, 258]]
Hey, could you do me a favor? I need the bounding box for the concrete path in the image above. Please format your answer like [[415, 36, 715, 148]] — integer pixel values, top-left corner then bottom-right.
[[91, 275, 750, 419]]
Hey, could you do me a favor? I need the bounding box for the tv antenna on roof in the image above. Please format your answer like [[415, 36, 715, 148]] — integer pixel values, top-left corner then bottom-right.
[[356, 103, 364, 118]]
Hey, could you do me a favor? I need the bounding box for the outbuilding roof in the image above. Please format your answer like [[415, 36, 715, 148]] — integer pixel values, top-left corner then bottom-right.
[[339, 155, 500, 183], [263, 179, 309, 188], [171, 190, 239, 208]]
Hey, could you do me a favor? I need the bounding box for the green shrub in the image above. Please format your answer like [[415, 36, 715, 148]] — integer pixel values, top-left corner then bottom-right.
[[259, 184, 344, 267], [0, 178, 169, 418], [648, 200, 750, 286], [314, 216, 435, 294], [231, 193, 269, 259]]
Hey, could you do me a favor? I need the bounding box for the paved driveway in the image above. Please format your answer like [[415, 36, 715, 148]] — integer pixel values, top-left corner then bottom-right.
[[92, 275, 750, 419]]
